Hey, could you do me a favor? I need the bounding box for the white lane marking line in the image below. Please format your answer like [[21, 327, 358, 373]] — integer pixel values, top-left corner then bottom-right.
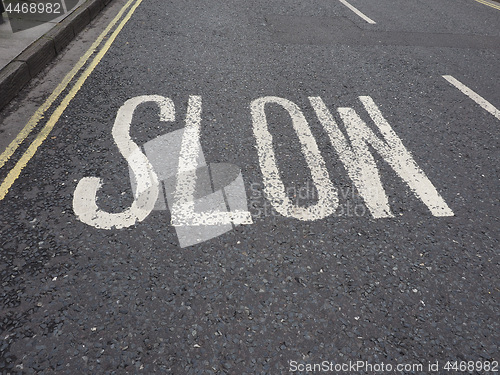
[[338, 0, 376, 24], [443, 75, 500, 121]]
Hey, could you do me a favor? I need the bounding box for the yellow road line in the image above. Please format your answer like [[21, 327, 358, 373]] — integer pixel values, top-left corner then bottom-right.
[[0, 0, 136, 171], [473, 0, 500, 10], [0, 0, 144, 200]]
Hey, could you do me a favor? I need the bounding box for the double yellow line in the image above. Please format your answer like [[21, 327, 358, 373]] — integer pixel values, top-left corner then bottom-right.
[[0, 0, 143, 200], [473, 0, 500, 10]]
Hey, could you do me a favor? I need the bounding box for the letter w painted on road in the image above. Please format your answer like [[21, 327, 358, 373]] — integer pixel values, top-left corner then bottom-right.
[[311, 96, 453, 218]]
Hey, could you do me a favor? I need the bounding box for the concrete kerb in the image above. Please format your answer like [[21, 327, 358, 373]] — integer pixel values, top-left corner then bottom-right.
[[0, 0, 112, 112]]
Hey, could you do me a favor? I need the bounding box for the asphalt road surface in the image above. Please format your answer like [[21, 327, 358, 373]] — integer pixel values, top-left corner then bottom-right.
[[0, 0, 499, 373]]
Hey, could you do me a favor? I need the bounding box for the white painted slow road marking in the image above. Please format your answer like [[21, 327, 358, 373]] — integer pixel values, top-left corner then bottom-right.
[[443, 75, 500, 121], [74, 94, 454, 235], [338, 0, 376, 24]]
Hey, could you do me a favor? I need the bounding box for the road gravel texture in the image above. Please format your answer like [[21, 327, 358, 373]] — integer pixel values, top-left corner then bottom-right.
[[0, 0, 499, 373]]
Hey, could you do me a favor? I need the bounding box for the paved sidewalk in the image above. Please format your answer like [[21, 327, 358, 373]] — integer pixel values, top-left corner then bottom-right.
[[0, 0, 113, 111], [0, 0, 83, 71]]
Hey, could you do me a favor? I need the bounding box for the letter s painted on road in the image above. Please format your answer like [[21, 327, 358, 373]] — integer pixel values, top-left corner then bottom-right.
[[73, 95, 174, 229]]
